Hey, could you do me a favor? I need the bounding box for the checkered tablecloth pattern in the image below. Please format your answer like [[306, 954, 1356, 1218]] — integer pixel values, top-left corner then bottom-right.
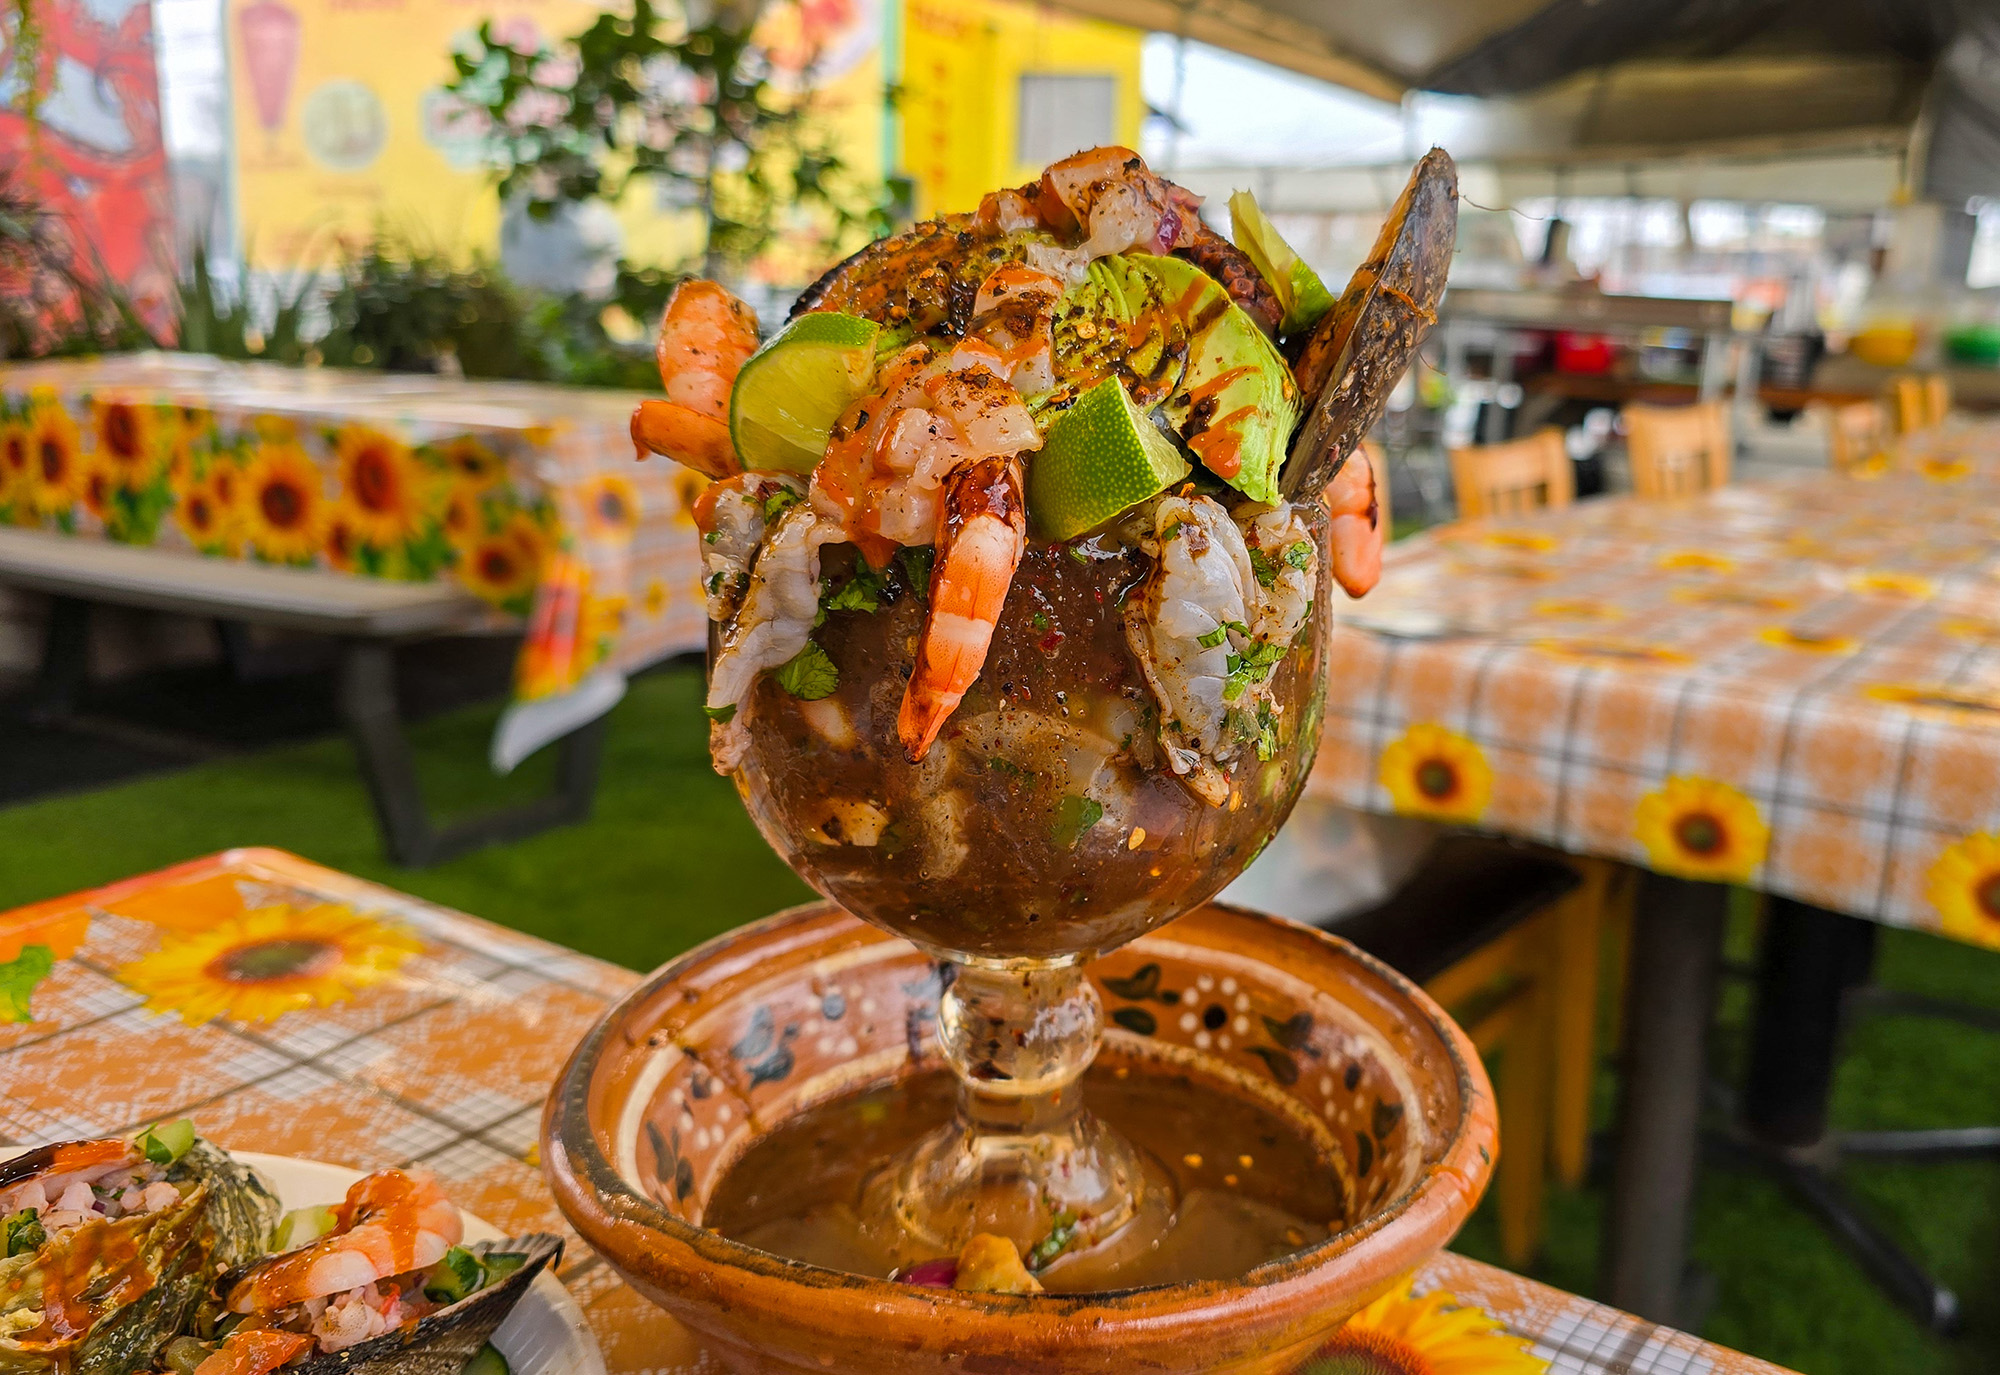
[[1309, 433, 2000, 949], [0, 849, 1794, 1374]]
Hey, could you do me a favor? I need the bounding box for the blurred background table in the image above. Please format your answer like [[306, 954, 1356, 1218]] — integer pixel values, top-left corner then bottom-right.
[[0, 848, 1798, 1375], [1307, 435, 2000, 1327], [0, 354, 710, 862]]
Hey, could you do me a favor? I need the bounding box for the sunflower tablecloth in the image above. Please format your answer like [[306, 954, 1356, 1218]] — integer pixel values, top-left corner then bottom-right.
[[0, 848, 1794, 1374], [0, 353, 713, 764], [1308, 432, 2000, 948]]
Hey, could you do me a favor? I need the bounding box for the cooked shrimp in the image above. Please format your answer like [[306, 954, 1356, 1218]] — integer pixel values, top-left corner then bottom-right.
[[227, 1170, 461, 1313], [1124, 493, 1258, 806], [191, 1329, 313, 1375], [1324, 451, 1383, 596], [630, 280, 760, 479], [975, 186, 1041, 234], [1240, 504, 1317, 645], [971, 266, 1061, 395], [707, 501, 834, 720], [897, 454, 1027, 761], [693, 472, 805, 622], [1039, 146, 1187, 263]]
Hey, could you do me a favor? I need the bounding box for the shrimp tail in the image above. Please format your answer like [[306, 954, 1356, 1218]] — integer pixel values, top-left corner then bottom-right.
[[631, 399, 740, 480], [897, 455, 1025, 762]]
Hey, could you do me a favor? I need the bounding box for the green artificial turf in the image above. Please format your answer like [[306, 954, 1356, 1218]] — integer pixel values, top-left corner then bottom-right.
[[2, 661, 1997, 1374]]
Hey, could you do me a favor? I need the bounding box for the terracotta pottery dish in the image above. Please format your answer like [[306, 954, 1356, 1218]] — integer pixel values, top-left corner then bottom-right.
[[544, 901, 1496, 1375]]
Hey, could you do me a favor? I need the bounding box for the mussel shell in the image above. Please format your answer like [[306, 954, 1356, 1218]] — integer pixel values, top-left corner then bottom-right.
[[1284, 147, 1458, 499], [287, 1235, 562, 1375]]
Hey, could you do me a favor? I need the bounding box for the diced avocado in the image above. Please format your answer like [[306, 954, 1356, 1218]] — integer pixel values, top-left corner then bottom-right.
[[728, 311, 881, 475], [1028, 377, 1191, 541], [272, 1204, 338, 1252], [461, 1344, 510, 1375], [424, 1245, 487, 1304], [1147, 255, 1299, 504], [135, 1118, 196, 1165]]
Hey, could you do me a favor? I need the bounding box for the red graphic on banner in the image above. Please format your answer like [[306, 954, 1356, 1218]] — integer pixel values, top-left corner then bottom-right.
[[1, 0, 176, 336]]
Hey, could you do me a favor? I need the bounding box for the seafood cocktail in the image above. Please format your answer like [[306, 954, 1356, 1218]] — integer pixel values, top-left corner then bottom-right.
[[632, 146, 1457, 1282]]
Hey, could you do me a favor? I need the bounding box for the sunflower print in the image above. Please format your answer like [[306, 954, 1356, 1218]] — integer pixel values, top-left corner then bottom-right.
[[1927, 833, 2000, 951], [241, 442, 327, 563], [0, 420, 29, 508], [1379, 724, 1493, 824], [1847, 570, 1935, 600], [1633, 776, 1768, 882], [670, 467, 709, 525], [441, 485, 482, 549], [26, 396, 87, 517], [92, 398, 160, 491], [1658, 550, 1734, 572], [458, 521, 542, 604], [1532, 638, 1692, 668], [116, 902, 424, 1026], [644, 578, 668, 617], [578, 594, 628, 663], [1299, 1274, 1546, 1375], [174, 485, 230, 554], [80, 462, 113, 522], [1863, 683, 2000, 719], [335, 425, 431, 547], [1759, 627, 1858, 654], [434, 435, 505, 488], [323, 511, 362, 573], [581, 473, 641, 543], [1918, 456, 1972, 483]]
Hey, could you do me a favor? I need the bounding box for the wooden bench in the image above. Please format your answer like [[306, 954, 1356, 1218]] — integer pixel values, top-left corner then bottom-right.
[[0, 528, 605, 866]]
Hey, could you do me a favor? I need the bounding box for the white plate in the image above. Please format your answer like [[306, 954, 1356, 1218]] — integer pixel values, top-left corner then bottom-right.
[[234, 1153, 605, 1375]]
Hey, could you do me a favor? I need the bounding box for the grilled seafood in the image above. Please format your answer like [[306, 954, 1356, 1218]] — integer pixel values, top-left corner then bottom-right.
[[630, 280, 760, 479], [224, 1171, 460, 1313]]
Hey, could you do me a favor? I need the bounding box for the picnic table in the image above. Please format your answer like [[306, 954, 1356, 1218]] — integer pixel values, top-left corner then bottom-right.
[[0, 847, 1797, 1374], [1306, 429, 2000, 1327], [0, 354, 711, 862]]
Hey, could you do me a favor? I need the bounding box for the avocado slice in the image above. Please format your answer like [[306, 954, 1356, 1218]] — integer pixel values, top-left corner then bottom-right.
[[1147, 255, 1298, 504]]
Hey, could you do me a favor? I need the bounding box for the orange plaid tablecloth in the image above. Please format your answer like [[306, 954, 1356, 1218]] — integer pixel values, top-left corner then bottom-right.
[[0, 848, 1795, 1374], [0, 353, 712, 760], [1309, 437, 2000, 948]]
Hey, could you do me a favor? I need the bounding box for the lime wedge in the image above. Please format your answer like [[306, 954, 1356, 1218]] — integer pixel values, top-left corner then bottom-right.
[[1028, 377, 1191, 541], [729, 311, 881, 474]]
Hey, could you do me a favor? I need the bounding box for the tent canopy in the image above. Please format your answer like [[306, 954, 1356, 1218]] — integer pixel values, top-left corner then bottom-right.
[[1051, 0, 1997, 202]]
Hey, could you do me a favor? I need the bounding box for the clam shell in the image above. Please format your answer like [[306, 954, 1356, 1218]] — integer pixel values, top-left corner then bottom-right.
[[288, 1235, 563, 1375]]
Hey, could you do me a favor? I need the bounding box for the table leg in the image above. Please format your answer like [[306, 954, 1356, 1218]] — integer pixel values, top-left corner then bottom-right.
[[1600, 872, 1726, 1323]]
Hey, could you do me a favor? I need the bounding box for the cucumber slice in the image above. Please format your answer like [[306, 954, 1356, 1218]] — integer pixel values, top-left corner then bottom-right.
[[1028, 376, 1191, 541], [728, 311, 881, 475], [135, 1118, 196, 1165], [272, 1204, 338, 1252], [461, 1344, 510, 1375], [423, 1245, 486, 1303]]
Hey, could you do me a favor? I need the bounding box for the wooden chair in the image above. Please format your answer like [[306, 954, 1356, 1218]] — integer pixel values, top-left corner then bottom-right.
[[1448, 429, 1572, 519], [1819, 400, 1890, 475], [1625, 401, 1731, 498], [1888, 373, 1951, 433], [1327, 835, 1617, 1265]]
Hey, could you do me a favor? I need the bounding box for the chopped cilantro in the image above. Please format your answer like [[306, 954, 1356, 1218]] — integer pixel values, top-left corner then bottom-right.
[[760, 487, 802, 523], [703, 531, 719, 545], [1161, 519, 1185, 541], [1256, 701, 1280, 760], [1197, 625, 1228, 650], [1027, 1211, 1080, 1271], [705, 571, 727, 596], [899, 546, 934, 599], [774, 642, 839, 700], [1247, 548, 1279, 588], [1052, 794, 1105, 847], [823, 562, 889, 615], [1283, 540, 1312, 570], [1031, 612, 1050, 631], [702, 703, 737, 723]]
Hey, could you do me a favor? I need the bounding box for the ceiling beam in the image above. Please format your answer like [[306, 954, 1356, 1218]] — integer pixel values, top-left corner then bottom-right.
[[1036, 0, 1410, 105]]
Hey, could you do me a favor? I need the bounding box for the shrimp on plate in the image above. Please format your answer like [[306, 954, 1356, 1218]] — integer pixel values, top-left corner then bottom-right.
[[225, 1169, 461, 1314], [630, 280, 760, 479], [898, 453, 1028, 762]]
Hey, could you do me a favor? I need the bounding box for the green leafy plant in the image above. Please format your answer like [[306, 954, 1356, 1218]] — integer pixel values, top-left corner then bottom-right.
[[443, 0, 891, 279], [316, 241, 542, 378]]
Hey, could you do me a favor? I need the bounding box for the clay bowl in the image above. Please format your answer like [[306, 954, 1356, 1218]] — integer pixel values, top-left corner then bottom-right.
[[543, 902, 1497, 1375]]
